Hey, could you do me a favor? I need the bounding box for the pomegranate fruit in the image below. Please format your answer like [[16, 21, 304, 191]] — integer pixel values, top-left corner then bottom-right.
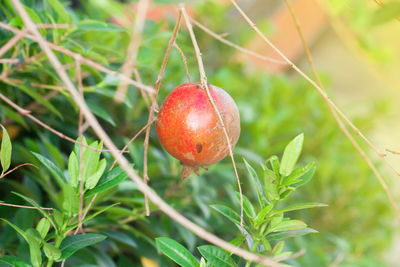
[[156, 82, 240, 179]]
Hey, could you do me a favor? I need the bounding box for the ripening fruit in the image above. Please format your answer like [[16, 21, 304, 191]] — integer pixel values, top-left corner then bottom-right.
[[156, 82, 240, 179]]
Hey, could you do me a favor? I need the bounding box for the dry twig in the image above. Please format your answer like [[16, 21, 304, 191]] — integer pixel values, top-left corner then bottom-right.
[[143, 11, 183, 216], [173, 42, 191, 82], [180, 5, 245, 237]]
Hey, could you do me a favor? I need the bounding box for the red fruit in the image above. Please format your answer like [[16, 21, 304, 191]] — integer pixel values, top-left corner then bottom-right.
[[156, 82, 240, 179]]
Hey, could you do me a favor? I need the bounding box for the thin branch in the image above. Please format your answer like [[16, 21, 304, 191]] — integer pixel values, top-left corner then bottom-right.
[[0, 29, 26, 58], [143, 11, 183, 216], [0, 92, 124, 154], [173, 42, 191, 82], [191, 18, 286, 65], [109, 118, 155, 172], [0, 163, 38, 179], [133, 68, 151, 109], [283, 0, 400, 220], [0, 202, 53, 210], [76, 59, 86, 235], [0, 59, 19, 64], [386, 149, 400, 155], [230, 0, 400, 221], [0, 22, 155, 94], [11, 1, 282, 265], [36, 24, 71, 29], [180, 5, 245, 238], [115, 0, 150, 103]]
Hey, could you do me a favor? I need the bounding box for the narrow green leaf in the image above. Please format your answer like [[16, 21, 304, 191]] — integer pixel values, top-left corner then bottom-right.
[[210, 204, 240, 225], [68, 151, 79, 188], [156, 237, 199, 267], [59, 234, 107, 260], [102, 230, 137, 249], [270, 220, 307, 233], [85, 158, 106, 189], [235, 192, 256, 219], [271, 202, 327, 215], [87, 101, 116, 126], [262, 167, 279, 203], [53, 209, 64, 228], [0, 256, 31, 267], [293, 163, 316, 188], [280, 133, 304, 177], [0, 125, 12, 174], [254, 204, 273, 227], [36, 218, 51, 239], [272, 241, 285, 255], [243, 158, 263, 207], [198, 245, 236, 267], [267, 227, 318, 241], [62, 183, 79, 217], [32, 152, 66, 186], [281, 162, 314, 187], [85, 166, 129, 198]]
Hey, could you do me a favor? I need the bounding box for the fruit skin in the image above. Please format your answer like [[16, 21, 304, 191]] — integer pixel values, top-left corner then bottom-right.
[[156, 82, 240, 179]]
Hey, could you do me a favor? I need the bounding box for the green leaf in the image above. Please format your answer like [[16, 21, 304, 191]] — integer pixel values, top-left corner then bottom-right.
[[32, 152, 66, 186], [254, 204, 273, 227], [235, 192, 256, 219], [272, 241, 285, 255], [0, 220, 42, 267], [62, 183, 79, 217], [281, 162, 315, 187], [85, 158, 106, 189], [36, 218, 51, 239], [271, 202, 327, 215], [269, 220, 307, 233], [0, 256, 31, 267], [68, 151, 79, 188], [210, 204, 240, 225], [280, 133, 304, 177], [85, 166, 129, 198], [262, 167, 279, 203], [243, 158, 264, 207], [198, 245, 236, 267], [267, 227, 318, 241], [87, 101, 116, 126], [0, 125, 12, 174], [371, 2, 400, 26], [43, 242, 62, 261], [293, 163, 316, 188], [102, 230, 137, 249], [53, 209, 64, 228], [59, 234, 107, 260], [156, 237, 199, 267], [48, 0, 72, 23]]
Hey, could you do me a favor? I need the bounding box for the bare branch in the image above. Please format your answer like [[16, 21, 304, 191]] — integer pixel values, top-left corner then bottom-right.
[[10, 1, 282, 265], [191, 18, 286, 65], [115, 0, 150, 103], [0, 202, 53, 210], [173, 42, 191, 82], [180, 5, 245, 238], [143, 11, 183, 216], [0, 59, 19, 64], [0, 163, 38, 179]]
